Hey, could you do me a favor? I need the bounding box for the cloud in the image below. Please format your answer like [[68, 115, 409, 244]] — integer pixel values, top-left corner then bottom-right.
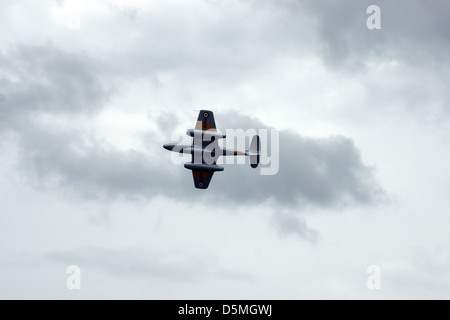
[[0, 5, 389, 240], [45, 246, 253, 282], [271, 211, 318, 242], [0, 44, 113, 124], [9, 105, 384, 211], [2, 1, 449, 299], [10, 107, 384, 240], [77, 0, 318, 88], [214, 111, 385, 208], [294, 0, 450, 124], [0, 44, 384, 211], [302, 0, 450, 68]]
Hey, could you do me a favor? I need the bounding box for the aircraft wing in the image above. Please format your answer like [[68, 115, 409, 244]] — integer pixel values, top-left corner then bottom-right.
[[190, 110, 220, 189], [185, 163, 223, 189], [195, 110, 216, 131], [192, 170, 214, 189]]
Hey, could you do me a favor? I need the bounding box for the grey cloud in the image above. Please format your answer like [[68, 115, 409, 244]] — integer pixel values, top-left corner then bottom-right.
[[107, 0, 448, 75], [102, 0, 140, 22], [0, 44, 113, 129], [14, 119, 180, 201], [45, 246, 253, 282], [1, 1, 450, 299], [302, 0, 450, 68], [214, 111, 384, 208], [0, 45, 383, 208], [297, 0, 450, 122], [155, 111, 180, 138], [6, 102, 384, 236], [0, 43, 384, 239], [271, 211, 318, 242], [12, 108, 384, 211], [95, 0, 450, 122], [100, 0, 317, 85]]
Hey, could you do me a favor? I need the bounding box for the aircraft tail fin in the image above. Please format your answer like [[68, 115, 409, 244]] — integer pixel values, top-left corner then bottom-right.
[[247, 135, 260, 168]]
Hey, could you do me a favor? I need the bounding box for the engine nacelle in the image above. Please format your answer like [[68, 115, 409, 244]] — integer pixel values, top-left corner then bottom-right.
[[186, 128, 226, 139], [184, 163, 224, 172]]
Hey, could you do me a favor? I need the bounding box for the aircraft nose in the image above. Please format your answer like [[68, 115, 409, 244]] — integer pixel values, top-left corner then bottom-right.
[[163, 143, 175, 151]]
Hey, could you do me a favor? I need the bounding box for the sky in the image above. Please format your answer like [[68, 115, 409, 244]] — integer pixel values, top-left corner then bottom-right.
[[1, 0, 450, 299]]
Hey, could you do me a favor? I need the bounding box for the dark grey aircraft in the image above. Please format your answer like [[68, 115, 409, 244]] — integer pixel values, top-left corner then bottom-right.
[[163, 110, 260, 189]]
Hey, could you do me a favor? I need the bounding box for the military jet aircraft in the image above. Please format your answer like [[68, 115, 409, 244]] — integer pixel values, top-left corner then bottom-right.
[[163, 110, 260, 189]]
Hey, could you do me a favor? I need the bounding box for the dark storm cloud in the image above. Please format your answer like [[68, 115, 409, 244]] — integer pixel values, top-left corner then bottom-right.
[[45, 246, 253, 282]]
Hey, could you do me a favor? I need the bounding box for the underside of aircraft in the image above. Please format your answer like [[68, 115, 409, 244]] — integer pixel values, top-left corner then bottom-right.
[[163, 110, 260, 189]]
